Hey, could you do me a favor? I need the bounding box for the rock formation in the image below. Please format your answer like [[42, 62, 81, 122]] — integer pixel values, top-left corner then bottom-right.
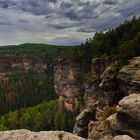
[[0, 129, 88, 140], [54, 58, 83, 112], [109, 94, 140, 140], [54, 56, 140, 140]]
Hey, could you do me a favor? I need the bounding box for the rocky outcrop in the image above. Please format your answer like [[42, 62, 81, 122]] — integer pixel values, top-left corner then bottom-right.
[[73, 106, 97, 138], [109, 94, 140, 139], [73, 59, 121, 139], [118, 56, 140, 95], [0, 129, 88, 140], [54, 58, 83, 112], [54, 56, 140, 139], [84, 57, 112, 107]]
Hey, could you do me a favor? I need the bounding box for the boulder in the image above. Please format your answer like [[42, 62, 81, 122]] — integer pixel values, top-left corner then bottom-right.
[[117, 94, 140, 124], [108, 94, 140, 139]]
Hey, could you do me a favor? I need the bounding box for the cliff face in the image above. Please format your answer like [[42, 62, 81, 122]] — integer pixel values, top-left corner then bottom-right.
[[54, 58, 83, 112], [54, 56, 140, 140], [0, 54, 47, 75]]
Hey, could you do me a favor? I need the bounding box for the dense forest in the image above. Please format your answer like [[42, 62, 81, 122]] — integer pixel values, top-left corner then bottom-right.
[[0, 17, 140, 133], [67, 16, 140, 71]]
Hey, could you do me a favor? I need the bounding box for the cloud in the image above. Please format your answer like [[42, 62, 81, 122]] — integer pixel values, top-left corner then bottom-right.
[[0, 0, 140, 46]]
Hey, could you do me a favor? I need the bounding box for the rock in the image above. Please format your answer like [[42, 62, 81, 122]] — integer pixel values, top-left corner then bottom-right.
[[88, 120, 113, 140], [84, 57, 111, 107], [113, 135, 136, 140], [73, 125, 88, 138], [91, 57, 111, 77], [118, 56, 140, 95], [117, 94, 140, 124], [0, 129, 88, 140], [54, 60, 83, 112], [108, 94, 140, 139], [73, 106, 97, 138], [76, 108, 96, 127]]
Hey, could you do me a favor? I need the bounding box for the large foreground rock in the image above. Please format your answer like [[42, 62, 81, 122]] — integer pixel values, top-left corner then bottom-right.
[[117, 94, 140, 124], [109, 94, 140, 139], [0, 129, 88, 140]]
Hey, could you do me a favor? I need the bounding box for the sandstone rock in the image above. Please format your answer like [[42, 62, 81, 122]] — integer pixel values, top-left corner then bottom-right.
[[54, 60, 83, 112], [118, 56, 140, 94], [108, 94, 140, 139], [91, 57, 111, 77], [117, 94, 140, 124], [73, 107, 97, 138], [84, 57, 111, 107], [76, 108, 96, 127], [0, 129, 88, 140], [88, 120, 113, 140], [113, 135, 136, 140], [73, 124, 88, 138]]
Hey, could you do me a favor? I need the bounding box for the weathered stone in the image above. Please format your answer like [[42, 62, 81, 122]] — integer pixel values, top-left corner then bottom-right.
[[76, 108, 96, 127], [108, 94, 140, 139], [117, 94, 140, 124], [118, 56, 140, 95], [88, 120, 113, 140], [73, 124, 88, 138], [0, 129, 88, 140], [54, 59, 83, 112], [84, 57, 112, 107], [113, 135, 136, 140], [73, 106, 97, 138]]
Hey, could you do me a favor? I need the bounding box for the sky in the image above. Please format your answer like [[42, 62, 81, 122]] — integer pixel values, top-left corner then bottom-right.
[[0, 0, 140, 46]]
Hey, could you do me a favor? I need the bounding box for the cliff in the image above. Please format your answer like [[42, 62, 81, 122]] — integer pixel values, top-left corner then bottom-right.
[[54, 57, 83, 112], [54, 56, 140, 140]]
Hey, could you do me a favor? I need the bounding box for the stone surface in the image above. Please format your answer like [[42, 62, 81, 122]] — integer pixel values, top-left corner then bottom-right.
[[54, 59, 83, 112], [88, 120, 113, 140], [113, 135, 136, 140], [108, 94, 140, 139], [117, 94, 140, 124], [0, 129, 88, 140], [73, 106, 97, 138], [84, 57, 111, 107], [118, 56, 140, 95]]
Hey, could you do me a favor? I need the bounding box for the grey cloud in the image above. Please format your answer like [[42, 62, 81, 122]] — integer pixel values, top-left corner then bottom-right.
[[103, 0, 117, 5], [0, 0, 140, 46], [0, 22, 14, 26]]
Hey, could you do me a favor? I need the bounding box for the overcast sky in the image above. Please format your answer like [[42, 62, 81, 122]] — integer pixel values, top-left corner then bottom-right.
[[0, 0, 140, 46]]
